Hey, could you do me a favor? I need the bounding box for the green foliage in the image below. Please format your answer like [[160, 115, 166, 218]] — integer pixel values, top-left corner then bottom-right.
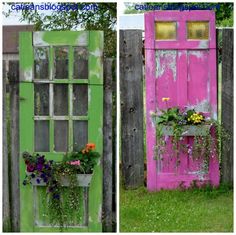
[[124, 3, 233, 27], [154, 107, 230, 170], [156, 107, 182, 124], [120, 186, 233, 232], [3, 2, 117, 57], [22, 146, 100, 230], [64, 150, 100, 174]]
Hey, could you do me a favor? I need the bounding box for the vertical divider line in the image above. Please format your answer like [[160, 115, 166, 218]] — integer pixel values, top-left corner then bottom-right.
[[49, 46, 54, 152], [69, 84, 73, 152], [69, 46, 74, 152]]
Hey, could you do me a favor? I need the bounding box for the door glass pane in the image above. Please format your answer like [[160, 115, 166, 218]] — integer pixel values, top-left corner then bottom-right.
[[54, 47, 68, 79], [34, 47, 49, 79], [54, 121, 68, 152], [73, 121, 88, 151], [73, 85, 88, 116], [34, 84, 49, 115], [187, 21, 209, 40], [74, 47, 88, 79], [35, 121, 49, 152], [54, 84, 68, 116], [155, 22, 176, 40]]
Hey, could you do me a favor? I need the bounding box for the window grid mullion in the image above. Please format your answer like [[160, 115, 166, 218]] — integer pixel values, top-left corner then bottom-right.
[[68, 84, 73, 152], [68, 46, 74, 152], [49, 83, 54, 152]]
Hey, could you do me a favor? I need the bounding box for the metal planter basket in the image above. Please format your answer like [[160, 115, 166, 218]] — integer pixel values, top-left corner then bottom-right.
[[161, 124, 211, 136], [28, 173, 93, 187]]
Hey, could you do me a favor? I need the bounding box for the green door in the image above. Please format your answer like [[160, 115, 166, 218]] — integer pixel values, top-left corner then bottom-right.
[[19, 31, 103, 232]]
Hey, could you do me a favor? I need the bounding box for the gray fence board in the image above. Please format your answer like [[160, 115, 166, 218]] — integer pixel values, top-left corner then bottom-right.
[[8, 61, 20, 231], [221, 29, 234, 186], [3, 61, 11, 231], [120, 30, 144, 188], [103, 58, 114, 231]]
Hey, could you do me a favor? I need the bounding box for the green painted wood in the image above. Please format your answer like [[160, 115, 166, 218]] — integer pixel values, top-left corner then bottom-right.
[[19, 32, 34, 82], [20, 31, 103, 232], [19, 82, 34, 232], [33, 31, 88, 46], [88, 85, 103, 231]]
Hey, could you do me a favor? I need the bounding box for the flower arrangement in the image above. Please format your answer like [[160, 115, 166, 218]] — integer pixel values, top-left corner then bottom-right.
[[153, 98, 230, 168], [22, 143, 100, 230]]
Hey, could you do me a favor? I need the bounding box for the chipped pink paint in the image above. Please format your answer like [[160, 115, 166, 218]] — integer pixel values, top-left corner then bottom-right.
[[145, 11, 219, 191]]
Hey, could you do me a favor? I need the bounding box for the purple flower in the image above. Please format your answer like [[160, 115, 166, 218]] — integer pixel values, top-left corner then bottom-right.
[[43, 177, 48, 183], [53, 194, 60, 200], [37, 156, 45, 164], [40, 173, 46, 178], [47, 187, 54, 193], [27, 164, 35, 172], [36, 163, 43, 171], [36, 178, 41, 184]]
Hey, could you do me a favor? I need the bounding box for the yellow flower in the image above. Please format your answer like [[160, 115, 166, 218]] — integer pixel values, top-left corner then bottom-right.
[[162, 97, 170, 102]]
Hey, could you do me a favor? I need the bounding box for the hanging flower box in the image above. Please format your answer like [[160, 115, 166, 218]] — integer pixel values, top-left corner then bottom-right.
[[161, 124, 211, 136], [22, 143, 101, 230], [27, 172, 93, 187]]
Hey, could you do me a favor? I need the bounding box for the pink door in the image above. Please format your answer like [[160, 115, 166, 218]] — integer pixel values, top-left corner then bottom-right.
[[145, 11, 219, 191]]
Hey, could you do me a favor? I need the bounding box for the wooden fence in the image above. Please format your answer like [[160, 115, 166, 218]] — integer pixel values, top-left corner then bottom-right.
[[120, 29, 234, 189], [2, 59, 116, 232]]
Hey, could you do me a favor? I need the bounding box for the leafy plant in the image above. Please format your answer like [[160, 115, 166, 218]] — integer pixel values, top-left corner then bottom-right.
[[22, 143, 100, 231], [154, 104, 230, 171]]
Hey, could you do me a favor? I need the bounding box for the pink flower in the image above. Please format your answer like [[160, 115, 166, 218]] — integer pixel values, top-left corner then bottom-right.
[[68, 160, 80, 166]]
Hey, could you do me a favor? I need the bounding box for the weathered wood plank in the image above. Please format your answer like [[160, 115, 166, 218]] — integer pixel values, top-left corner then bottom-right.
[[8, 60, 20, 231], [3, 60, 11, 232], [103, 58, 113, 231], [120, 30, 144, 188], [221, 28, 233, 186]]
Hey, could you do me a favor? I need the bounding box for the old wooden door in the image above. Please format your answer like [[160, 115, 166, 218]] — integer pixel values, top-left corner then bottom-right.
[[19, 31, 103, 231], [145, 11, 219, 191]]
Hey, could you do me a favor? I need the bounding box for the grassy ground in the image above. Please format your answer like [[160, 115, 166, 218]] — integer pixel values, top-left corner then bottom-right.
[[120, 185, 233, 232]]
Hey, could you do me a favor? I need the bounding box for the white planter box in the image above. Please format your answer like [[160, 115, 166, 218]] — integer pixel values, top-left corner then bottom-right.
[[28, 173, 93, 187], [161, 125, 211, 136]]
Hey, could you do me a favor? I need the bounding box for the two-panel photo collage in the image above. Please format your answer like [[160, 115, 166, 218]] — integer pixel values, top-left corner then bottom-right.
[[1, 1, 234, 233]]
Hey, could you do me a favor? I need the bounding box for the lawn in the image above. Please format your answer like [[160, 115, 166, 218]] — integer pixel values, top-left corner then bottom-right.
[[120, 185, 233, 232]]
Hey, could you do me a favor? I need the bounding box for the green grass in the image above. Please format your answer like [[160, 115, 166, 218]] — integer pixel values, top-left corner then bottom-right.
[[120, 185, 233, 232]]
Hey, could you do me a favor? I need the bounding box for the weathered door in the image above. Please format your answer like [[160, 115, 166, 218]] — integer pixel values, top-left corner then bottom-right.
[[145, 11, 219, 190], [19, 31, 103, 231]]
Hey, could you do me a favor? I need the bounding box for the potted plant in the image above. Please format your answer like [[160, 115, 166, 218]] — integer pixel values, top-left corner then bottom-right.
[[152, 98, 230, 168], [22, 143, 100, 230]]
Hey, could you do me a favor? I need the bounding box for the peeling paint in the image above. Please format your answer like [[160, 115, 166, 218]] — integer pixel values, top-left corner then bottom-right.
[[98, 204, 102, 222], [212, 111, 217, 120], [198, 40, 208, 49], [90, 49, 102, 57], [88, 87, 92, 106], [186, 99, 210, 112], [189, 50, 204, 59], [156, 50, 177, 81], [33, 32, 49, 46], [76, 32, 88, 46], [23, 69, 33, 82]]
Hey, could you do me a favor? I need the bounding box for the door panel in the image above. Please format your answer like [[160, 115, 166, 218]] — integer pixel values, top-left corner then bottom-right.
[[20, 31, 103, 232], [145, 11, 218, 190]]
